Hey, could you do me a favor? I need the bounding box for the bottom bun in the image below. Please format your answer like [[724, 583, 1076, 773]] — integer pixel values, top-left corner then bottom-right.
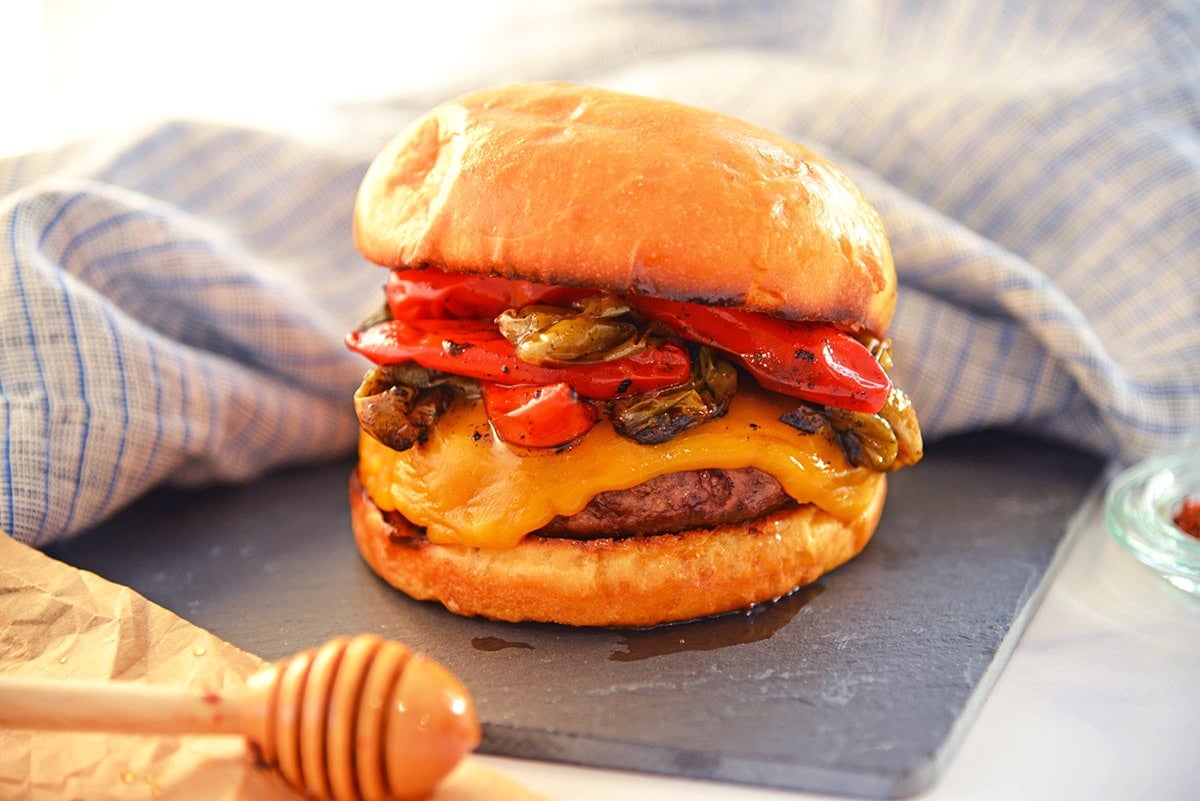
[[349, 469, 886, 628]]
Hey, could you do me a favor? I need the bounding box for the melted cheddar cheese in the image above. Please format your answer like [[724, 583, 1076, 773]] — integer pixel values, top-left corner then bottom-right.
[[358, 383, 876, 549]]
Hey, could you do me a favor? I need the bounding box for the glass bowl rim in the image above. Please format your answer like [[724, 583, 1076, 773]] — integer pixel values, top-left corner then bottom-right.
[[1103, 452, 1200, 585]]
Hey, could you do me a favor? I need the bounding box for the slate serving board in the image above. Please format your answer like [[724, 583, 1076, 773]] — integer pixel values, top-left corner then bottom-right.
[[47, 431, 1104, 798]]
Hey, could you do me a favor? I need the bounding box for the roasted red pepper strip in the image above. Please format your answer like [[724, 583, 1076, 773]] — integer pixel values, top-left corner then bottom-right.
[[481, 382, 599, 448], [387, 269, 590, 321], [363, 268, 889, 414], [346, 318, 691, 400], [632, 296, 891, 413]]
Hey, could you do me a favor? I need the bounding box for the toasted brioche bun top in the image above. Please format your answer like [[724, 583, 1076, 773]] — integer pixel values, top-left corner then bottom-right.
[[354, 81, 896, 334]]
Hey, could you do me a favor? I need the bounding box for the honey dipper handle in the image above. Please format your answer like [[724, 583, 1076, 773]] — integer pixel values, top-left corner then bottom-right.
[[0, 675, 243, 737]]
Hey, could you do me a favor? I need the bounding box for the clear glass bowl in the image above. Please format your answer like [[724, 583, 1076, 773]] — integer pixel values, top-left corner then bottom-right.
[[1104, 453, 1200, 596]]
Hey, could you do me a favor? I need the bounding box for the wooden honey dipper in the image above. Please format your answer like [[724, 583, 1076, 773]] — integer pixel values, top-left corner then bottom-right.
[[0, 634, 481, 800]]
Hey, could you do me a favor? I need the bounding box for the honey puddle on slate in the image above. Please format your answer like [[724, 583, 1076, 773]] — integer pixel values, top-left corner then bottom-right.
[[610, 584, 824, 661], [472, 636, 535, 652], [469, 584, 823, 660]]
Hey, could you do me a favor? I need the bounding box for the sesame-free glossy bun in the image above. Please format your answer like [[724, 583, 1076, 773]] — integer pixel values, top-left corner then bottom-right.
[[349, 469, 886, 628], [353, 81, 896, 334]]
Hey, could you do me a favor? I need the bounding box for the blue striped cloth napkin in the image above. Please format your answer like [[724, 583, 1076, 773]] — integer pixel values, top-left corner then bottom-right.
[[2, 0, 1197, 546]]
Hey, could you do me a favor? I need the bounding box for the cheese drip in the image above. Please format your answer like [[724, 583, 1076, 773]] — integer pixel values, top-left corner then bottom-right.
[[358, 383, 876, 549]]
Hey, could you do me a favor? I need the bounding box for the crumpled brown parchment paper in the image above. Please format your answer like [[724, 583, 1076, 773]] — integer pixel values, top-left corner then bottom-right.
[[0, 534, 542, 801]]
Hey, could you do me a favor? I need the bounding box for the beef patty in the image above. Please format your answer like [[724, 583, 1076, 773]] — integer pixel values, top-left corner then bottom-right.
[[534, 467, 794, 539]]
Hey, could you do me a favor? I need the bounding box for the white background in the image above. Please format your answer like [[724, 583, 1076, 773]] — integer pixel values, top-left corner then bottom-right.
[[1, 0, 507, 157]]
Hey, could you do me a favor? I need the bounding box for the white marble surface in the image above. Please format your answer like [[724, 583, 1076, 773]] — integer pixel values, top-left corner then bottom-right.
[[476, 491, 1200, 800]]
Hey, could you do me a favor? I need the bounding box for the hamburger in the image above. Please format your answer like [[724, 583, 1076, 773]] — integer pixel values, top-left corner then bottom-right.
[[345, 81, 922, 627]]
